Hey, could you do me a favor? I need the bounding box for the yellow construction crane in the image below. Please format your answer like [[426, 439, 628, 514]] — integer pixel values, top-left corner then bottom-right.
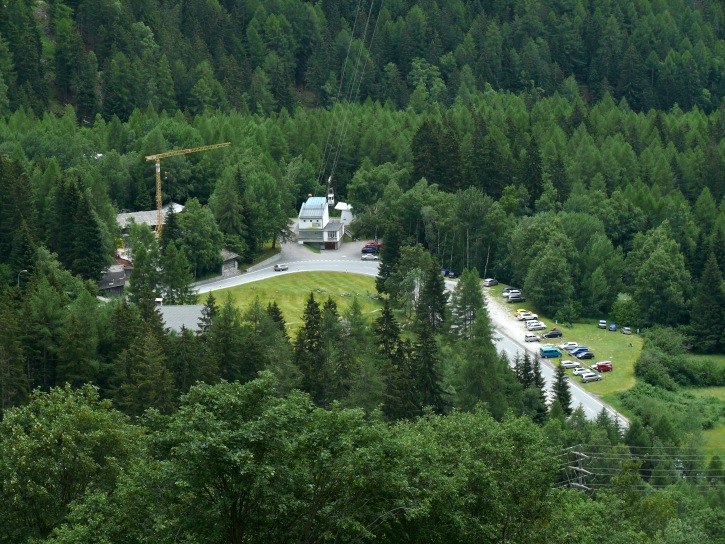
[[145, 142, 231, 233]]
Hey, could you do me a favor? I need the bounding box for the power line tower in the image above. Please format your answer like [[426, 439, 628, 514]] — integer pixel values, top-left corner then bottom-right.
[[145, 142, 231, 233]]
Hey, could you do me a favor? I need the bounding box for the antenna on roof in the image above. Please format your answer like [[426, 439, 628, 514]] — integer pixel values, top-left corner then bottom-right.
[[326, 175, 335, 207]]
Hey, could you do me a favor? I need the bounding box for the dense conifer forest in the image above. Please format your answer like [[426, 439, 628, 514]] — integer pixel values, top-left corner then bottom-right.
[[0, 0, 724, 542]]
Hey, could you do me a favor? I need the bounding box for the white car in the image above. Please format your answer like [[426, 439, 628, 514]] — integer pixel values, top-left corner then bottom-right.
[[483, 278, 498, 287], [361, 253, 379, 261], [517, 312, 534, 321], [560, 342, 579, 350], [273, 264, 288, 271], [573, 367, 590, 376], [524, 334, 540, 343], [560, 360, 580, 369], [526, 321, 547, 331]]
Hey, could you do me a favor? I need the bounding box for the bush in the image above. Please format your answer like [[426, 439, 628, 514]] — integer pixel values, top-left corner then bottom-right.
[[634, 350, 679, 390]]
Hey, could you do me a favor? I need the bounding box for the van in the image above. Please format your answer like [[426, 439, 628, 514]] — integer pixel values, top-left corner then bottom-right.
[[540, 346, 563, 358]]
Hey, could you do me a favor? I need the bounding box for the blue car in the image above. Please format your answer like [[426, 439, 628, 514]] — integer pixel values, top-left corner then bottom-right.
[[569, 347, 590, 356], [609, 323, 617, 331]]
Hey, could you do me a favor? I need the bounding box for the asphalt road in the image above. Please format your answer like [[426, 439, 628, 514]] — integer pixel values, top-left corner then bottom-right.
[[195, 246, 627, 425]]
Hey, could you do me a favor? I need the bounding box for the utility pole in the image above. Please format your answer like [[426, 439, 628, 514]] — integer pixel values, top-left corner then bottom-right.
[[569, 444, 591, 491]]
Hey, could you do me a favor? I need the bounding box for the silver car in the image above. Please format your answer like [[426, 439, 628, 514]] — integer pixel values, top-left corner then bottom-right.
[[580, 372, 603, 383]]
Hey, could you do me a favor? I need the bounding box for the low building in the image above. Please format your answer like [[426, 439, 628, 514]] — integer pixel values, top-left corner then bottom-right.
[[157, 304, 205, 333], [98, 258, 133, 297], [297, 196, 344, 249], [221, 249, 240, 276], [116, 202, 185, 233]]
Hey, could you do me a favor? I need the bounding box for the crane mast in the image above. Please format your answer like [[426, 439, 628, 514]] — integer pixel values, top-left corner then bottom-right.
[[145, 142, 231, 233]]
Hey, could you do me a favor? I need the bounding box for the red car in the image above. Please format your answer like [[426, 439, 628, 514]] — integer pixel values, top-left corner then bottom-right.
[[590, 361, 613, 372]]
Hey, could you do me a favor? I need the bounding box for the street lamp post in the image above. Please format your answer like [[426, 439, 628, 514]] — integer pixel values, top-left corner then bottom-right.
[[17, 269, 28, 288]]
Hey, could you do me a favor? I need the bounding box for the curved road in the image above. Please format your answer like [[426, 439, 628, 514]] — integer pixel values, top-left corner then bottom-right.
[[195, 246, 626, 425]]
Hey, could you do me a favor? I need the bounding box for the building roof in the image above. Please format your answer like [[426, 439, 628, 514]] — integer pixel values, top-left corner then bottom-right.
[[334, 202, 353, 211], [98, 266, 127, 292], [221, 249, 239, 262], [298, 197, 327, 219], [157, 305, 205, 333], [116, 203, 185, 229], [326, 219, 343, 231]]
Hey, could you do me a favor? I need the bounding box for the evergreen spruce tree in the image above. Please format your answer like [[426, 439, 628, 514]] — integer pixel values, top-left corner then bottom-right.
[[551, 363, 573, 415], [381, 339, 417, 421], [70, 189, 107, 281], [160, 206, 182, 253], [373, 300, 402, 359], [161, 241, 196, 305], [116, 330, 176, 417], [412, 323, 445, 414], [198, 292, 218, 336], [689, 253, 725, 353], [416, 258, 448, 332], [293, 293, 324, 403], [450, 268, 484, 338], [0, 291, 29, 414], [266, 301, 287, 338], [376, 224, 403, 295]]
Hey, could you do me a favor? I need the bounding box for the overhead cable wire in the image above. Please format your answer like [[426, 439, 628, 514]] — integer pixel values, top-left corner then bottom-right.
[[317, 0, 366, 186]]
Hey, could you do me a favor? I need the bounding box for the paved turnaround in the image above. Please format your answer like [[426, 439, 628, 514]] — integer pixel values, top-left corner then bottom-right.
[[194, 241, 627, 425]]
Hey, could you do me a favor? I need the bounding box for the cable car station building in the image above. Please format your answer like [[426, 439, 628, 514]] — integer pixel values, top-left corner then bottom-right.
[[296, 196, 344, 250]]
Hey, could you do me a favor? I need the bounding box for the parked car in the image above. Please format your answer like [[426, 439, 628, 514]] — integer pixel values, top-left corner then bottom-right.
[[361, 253, 379, 261], [442, 269, 459, 278], [580, 372, 603, 383], [598, 320, 607, 329], [561, 360, 581, 369], [569, 347, 590, 356], [576, 351, 595, 360], [508, 295, 526, 303], [514, 309, 530, 317], [273, 264, 288, 271], [524, 334, 540, 343], [542, 329, 563, 339], [540, 346, 563, 358], [522, 313, 539, 321], [621, 327, 632, 335], [526, 321, 547, 331], [483, 278, 498, 287], [503, 289, 522, 299], [502, 287, 517, 295], [361, 246, 378, 254], [560, 342, 579, 350], [573, 367, 590, 376], [590, 361, 613, 372], [609, 323, 617, 331]]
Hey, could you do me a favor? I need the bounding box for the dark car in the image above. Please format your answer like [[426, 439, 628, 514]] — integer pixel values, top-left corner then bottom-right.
[[569, 347, 590, 356], [542, 329, 563, 339], [441, 269, 459, 278], [576, 351, 595, 360], [362, 246, 378, 254], [608, 323, 617, 332]]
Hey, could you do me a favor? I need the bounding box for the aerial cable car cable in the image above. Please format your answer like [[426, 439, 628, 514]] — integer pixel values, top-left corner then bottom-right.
[[329, 0, 384, 182], [317, 0, 367, 187]]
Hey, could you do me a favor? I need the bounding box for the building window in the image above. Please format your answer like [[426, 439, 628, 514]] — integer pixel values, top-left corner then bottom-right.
[[328, 230, 337, 240]]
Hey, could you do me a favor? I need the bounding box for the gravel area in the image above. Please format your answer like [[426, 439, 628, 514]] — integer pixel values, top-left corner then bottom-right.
[[484, 290, 542, 354]]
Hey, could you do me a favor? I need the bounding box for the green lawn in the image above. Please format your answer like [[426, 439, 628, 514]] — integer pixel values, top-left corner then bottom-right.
[[700, 425, 725, 458], [689, 387, 725, 401], [214, 272, 382, 335]]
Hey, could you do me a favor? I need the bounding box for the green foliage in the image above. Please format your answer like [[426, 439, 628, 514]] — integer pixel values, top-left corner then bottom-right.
[[0, 384, 141, 542]]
